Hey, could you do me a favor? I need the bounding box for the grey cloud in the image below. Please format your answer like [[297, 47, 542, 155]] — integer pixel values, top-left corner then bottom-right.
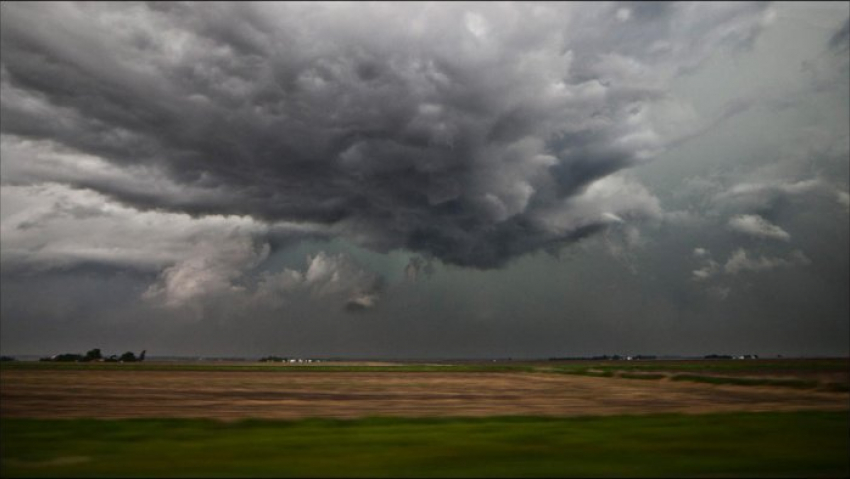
[[142, 236, 270, 311], [684, 172, 842, 224], [828, 18, 849, 51], [0, 182, 323, 274], [567, 2, 771, 77], [259, 251, 384, 311], [727, 214, 791, 241], [345, 290, 381, 312], [0, 2, 773, 269], [800, 12, 850, 94], [666, 97, 755, 148], [672, 138, 847, 300], [723, 248, 811, 275], [692, 263, 719, 281], [691, 246, 811, 281], [404, 255, 435, 282], [147, 248, 383, 315], [837, 191, 850, 211], [692, 255, 720, 281], [1, 2, 847, 360]]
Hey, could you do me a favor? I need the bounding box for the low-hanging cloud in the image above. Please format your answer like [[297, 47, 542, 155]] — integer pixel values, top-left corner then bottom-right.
[[253, 250, 385, 313], [146, 247, 383, 315], [0, 2, 774, 270], [727, 214, 791, 241]]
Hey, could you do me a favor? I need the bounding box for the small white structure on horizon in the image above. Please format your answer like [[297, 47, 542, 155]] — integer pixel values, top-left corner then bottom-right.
[[287, 358, 316, 364]]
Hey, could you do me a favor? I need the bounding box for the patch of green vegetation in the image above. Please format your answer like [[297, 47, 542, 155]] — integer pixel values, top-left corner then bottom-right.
[[2, 412, 847, 478], [587, 359, 849, 374], [543, 359, 849, 379], [619, 372, 666, 380], [544, 359, 848, 390], [669, 374, 819, 389], [557, 368, 615, 377]]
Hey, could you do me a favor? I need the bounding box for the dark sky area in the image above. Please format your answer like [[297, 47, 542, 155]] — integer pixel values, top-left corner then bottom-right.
[[1, 2, 848, 358]]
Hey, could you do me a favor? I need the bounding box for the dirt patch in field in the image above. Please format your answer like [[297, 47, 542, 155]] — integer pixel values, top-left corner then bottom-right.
[[1, 370, 847, 419]]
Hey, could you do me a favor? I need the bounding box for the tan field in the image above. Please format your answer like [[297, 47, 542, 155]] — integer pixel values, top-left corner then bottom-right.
[[2, 368, 847, 420]]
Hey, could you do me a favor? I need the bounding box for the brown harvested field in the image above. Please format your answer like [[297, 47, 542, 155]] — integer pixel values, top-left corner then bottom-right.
[[2, 369, 847, 420]]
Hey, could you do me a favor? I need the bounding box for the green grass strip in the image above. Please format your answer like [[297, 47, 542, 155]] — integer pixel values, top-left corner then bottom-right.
[[619, 372, 666, 380], [588, 359, 849, 373], [669, 374, 819, 389], [558, 368, 615, 377], [2, 411, 848, 478]]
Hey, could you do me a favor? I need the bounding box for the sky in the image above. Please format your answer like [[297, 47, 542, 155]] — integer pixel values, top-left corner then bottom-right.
[[1, 1, 848, 359]]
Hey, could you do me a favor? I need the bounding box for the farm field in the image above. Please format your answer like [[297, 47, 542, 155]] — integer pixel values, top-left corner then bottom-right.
[[1, 359, 848, 477], [1, 366, 849, 419]]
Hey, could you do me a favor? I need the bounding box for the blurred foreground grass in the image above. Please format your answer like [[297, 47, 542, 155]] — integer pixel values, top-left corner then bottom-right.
[[2, 411, 848, 478]]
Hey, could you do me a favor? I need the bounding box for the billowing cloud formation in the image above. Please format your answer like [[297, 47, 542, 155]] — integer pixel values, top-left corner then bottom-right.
[[727, 214, 791, 241], [0, 2, 773, 269], [143, 237, 270, 308], [147, 248, 383, 314], [254, 250, 384, 312]]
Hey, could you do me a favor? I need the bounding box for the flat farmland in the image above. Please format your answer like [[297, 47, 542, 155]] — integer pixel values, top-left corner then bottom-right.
[[2, 363, 848, 420], [2, 360, 849, 477]]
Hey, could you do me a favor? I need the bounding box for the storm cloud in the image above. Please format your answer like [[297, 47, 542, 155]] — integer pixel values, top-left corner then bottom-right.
[[0, 2, 773, 268], [1, 2, 847, 359]]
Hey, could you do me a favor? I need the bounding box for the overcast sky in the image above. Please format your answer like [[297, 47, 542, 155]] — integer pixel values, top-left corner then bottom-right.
[[1, 2, 847, 359]]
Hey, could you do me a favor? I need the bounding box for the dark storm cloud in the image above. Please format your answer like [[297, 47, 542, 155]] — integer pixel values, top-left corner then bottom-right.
[[0, 2, 771, 268], [3, 1, 847, 359]]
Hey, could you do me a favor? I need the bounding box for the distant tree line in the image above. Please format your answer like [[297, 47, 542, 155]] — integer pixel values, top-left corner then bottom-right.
[[549, 354, 761, 361], [259, 356, 289, 362], [40, 348, 146, 363], [549, 355, 657, 361], [704, 354, 758, 360]]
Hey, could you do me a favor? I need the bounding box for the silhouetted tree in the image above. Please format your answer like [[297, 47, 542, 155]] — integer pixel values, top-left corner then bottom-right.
[[83, 348, 102, 362], [119, 351, 137, 362], [260, 356, 289, 362], [48, 353, 84, 362]]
